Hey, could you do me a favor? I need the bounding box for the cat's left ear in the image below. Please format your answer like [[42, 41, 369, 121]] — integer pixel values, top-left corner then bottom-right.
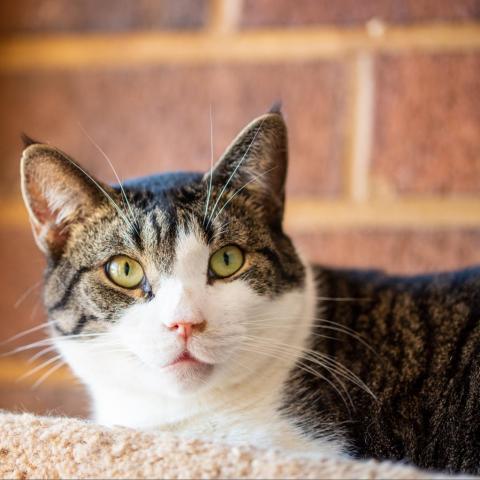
[[20, 142, 112, 258], [207, 110, 288, 226]]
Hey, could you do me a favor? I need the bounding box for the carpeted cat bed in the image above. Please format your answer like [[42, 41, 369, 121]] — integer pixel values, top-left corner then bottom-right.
[[0, 412, 464, 479]]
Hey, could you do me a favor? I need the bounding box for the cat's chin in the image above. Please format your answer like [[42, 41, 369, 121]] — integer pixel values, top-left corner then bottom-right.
[[160, 358, 215, 395]]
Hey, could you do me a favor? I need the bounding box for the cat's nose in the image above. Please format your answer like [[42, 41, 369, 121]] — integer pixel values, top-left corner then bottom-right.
[[168, 320, 206, 340]]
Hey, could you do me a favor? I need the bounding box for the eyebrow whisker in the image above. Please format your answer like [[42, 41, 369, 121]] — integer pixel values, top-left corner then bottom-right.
[[203, 104, 215, 225]]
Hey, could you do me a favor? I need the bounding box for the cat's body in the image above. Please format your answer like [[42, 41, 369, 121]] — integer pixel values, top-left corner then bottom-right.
[[19, 110, 480, 474], [286, 266, 480, 473]]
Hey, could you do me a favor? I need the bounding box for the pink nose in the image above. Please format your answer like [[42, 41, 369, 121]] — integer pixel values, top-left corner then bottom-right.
[[168, 320, 206, 340]]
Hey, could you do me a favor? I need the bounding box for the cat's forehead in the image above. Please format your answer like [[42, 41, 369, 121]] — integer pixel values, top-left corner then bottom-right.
[[68, 172, 250, 268], [122, 171, 204, 200], [117, 171, 202, 214]]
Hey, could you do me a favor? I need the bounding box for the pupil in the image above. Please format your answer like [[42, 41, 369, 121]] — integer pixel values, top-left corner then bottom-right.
[[124, 262, 130, 276], [223, 252, 230, 266]]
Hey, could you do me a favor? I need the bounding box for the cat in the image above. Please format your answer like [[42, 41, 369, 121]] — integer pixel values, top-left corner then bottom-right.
[[19, 107, 480, 474]]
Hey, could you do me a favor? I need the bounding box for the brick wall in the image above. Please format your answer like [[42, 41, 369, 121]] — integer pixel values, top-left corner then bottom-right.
[[0, 0, 479, 415]]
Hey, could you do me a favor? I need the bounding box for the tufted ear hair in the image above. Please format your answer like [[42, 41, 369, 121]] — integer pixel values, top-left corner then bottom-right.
[[20, 142, 113, 258], [206, 110, 288, 226]]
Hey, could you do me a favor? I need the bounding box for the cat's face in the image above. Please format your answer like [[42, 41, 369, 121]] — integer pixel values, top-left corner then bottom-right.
[[21, 112, 307, 396]]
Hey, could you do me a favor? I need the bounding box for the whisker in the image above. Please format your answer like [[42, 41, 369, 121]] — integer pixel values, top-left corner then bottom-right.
[[17, 353, 64, 382], [242, 334, 375, 400], [239, 311, 374, 355], [1, 320, 54, 345], [209, 166, 277, 227], [78, 123, 139, 233], [203, 104, 215, 225], [14, 280, 42, 309], [29, 302, 41, 321], [28, 346, 57, 363], [2, 338, 57, 356], [1, 332, 111, 357], [242, 340, 355, 410], [312, 319, 376, 355], [236, 343, 352, 411], [59, 149, 137, 234], [207, 117, 266, 226], [32, 361, 66, 389]]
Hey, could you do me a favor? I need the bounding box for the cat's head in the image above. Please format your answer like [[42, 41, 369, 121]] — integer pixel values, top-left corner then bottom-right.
[[20, 110, 310, 397]]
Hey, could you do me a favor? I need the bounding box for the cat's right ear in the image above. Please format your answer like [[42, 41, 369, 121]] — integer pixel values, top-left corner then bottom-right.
[[20, 143, 109, 257]]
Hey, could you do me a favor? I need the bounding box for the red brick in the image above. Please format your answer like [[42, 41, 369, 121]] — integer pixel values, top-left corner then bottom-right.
[[0, 379, 88, 417], [241, 0, 480, 28], [292, 228, 480, 274], [372, 53, 480, 196], [0, 0, 208, 34], [0, 61, 346, 198], [0, 226, 46, 353]]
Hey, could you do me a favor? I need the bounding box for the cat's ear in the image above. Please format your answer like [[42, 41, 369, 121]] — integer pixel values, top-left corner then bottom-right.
[[208, 110, 288, 225], [20, 143, 110, 257]]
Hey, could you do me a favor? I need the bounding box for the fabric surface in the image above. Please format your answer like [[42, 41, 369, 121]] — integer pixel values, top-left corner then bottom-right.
[[0, 412, 465, 479]]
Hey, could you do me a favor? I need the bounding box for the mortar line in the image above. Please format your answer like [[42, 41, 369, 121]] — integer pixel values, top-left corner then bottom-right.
[[4, 198, 480, 230], [208, 0, 243, 35], [1, 24, 480, 70], [348, 52, 375, 202]]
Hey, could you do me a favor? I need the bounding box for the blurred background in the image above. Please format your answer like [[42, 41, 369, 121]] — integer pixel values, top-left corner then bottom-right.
[[0, 0, 479, 418]]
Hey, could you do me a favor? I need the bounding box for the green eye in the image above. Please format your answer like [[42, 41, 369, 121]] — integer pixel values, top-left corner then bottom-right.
[[209, 245, 245, 278], [105, 255, 144, 289]]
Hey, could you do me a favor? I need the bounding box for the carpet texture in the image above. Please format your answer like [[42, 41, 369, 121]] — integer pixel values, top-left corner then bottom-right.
[[0, 412, 466, 479]]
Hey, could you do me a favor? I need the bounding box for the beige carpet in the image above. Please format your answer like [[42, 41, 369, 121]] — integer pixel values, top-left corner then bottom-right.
[[0, 412, 465, 479]]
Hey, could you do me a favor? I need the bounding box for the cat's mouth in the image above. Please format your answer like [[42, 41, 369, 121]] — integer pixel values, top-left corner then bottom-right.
[[170, 351, 199, 366], [164, 350, 213, 370]]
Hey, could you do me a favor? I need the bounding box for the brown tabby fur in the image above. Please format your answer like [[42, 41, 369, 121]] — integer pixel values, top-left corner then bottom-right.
[[283, 266, 480, 474]]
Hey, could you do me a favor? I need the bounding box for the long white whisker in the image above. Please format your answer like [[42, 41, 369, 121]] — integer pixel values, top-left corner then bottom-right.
[[240, 309, 374, 354], [312, 319, 375, 354], [203, 104, 215, 224], [78, 123, 139, 234], [243, 334, 375, 399], [210, 166, 277, 226], [1, 332, 110, 356], [242, 339, 355, 409], [2, 320, 54, 345], [236, 343, 352, 410], [29, 302, 41, 321], [14, 280, 42, 309], [32, 361, 66, 389], [60, 150, 137, 234], [207, 118, 266, 226], [242, 324, 339, 342], [17, 353, 64, 382], [28, 346, 57, 363], [2, 338, 57, 356]]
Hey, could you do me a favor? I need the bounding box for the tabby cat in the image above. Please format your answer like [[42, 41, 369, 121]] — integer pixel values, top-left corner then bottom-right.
[[20, 108, 480, 474]]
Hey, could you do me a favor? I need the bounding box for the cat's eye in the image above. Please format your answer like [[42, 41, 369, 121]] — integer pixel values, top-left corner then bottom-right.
[[209, 245, 245, 279], [105, 255, 145, 289]]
